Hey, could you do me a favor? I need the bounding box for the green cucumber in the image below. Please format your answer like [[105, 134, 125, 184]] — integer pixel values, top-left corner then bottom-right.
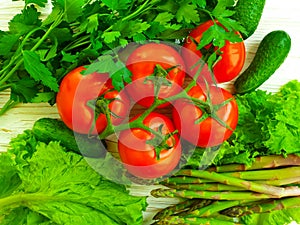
[[232, 0, 266, 39], [32, 118, 107, 158], [234, 30, 291, 94]]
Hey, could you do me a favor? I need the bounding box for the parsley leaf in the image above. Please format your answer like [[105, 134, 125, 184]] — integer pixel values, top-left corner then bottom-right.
[[54, 0, 86, 23], [0, 34, 19, 56], [8, 5, 42, 35], [176, 1, 200, 24], [102, 0, 131, 11], [23, 51, 59, 92], [102, 31, 121, 43]]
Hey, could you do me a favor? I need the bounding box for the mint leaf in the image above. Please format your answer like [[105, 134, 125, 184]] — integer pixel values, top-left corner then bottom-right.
[[23, 51, 59, 92]]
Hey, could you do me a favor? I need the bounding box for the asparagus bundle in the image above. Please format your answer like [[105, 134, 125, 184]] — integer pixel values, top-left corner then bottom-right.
[[151, 155, 300, 224]]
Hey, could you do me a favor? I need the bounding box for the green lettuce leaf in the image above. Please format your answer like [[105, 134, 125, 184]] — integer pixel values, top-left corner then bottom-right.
[[209, 80, 300, 166], [0, 132, 147, 225], [241, 208, 300, 225]]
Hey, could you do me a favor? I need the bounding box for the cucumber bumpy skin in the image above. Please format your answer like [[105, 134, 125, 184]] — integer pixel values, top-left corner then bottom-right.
[[234, 30, 291, 94], [231, 0, 266, 39]]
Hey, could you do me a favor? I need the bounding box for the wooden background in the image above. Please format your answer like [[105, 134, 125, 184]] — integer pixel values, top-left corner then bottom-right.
[[0, 0, 300, 224]]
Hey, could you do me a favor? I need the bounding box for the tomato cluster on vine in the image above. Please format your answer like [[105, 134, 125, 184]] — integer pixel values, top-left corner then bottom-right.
[[56, 20, 245, 179]]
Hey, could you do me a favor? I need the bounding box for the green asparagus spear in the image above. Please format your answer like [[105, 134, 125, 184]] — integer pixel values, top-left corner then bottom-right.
[[151, 188, 276, 200], [152, 215, 241, 225], [161, 176, 213, 185], [222, 166, 300, 181], [221, 196, 300, 217], [153, 199, 204, 220], [164, 183, 245, 191], [163, 175, 300, 187], [208, 155, 300, 172], [176, 169, 300, 197]]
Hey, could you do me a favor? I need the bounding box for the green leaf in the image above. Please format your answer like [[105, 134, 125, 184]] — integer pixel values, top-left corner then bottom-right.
[[212, 0, 235, 16], [8, 5, 42, 35], [110, 60, 132, 91], [10, 78, 39, 103], [84, 54, 116, 74], [102, 0, 131, 11], [192, 0, 206, 8], [23, 50, 59, 92], [54, 0, 86, 23], [0, 154, 21, 198], [0, 34, 19, 56], [1, 137, 147, 225], [102, 31, 121, 43], [86, 14, 99, 33], [176, 1, 200, 23], [61, 51, 79, 63], [30, 92, 56, 103], [154, 12, 175, 25]]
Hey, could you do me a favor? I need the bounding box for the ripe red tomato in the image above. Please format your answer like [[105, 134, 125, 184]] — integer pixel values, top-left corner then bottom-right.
[[182, 20, 246, 83], [56, 66, 130, 134], [173, 85, 238, 148], [125, 43, 186, 108], [118, 112, 182, 179]]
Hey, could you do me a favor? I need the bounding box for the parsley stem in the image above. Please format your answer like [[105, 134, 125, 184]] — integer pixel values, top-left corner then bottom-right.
[[0, 83, 11, 92], [0, 99, 18, 116]]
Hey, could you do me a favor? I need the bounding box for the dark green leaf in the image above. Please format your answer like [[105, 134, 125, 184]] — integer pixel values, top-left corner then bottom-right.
[[10, 78, 38, 102], [154, 12, 174, 25], [61, 51, 79, 63], [176, 1, 200, 23], [102, 0, 131, 11], [0, 34, 19, 56], [54, 0, 86, 23], [30, 92, 56, 103], [23, 50, 59, 92], [192, 0, 206, 8], [8, 5, 42, 35], [86, 14, 99, 33]]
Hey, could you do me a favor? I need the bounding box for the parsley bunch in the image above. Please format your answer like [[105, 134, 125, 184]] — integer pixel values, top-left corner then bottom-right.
[[0, 0, 244, 115]]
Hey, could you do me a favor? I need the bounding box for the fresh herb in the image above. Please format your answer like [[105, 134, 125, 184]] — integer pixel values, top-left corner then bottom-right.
[[0, 130, 147, 225], [0, 0, 244, 115]]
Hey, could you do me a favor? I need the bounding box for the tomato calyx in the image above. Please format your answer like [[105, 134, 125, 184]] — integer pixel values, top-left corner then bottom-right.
[[144, 64, 179, 97], [189, 88, 235, 131], [146, 124, 179, 160]]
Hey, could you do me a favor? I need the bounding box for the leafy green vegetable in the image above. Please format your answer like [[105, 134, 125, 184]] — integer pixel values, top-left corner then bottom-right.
[[0, 0, 245, 115], [241, 208, 300, 225], [184, 80, 300, 167], [0, 131, 147, 225], [218, 80, 300, 165]]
